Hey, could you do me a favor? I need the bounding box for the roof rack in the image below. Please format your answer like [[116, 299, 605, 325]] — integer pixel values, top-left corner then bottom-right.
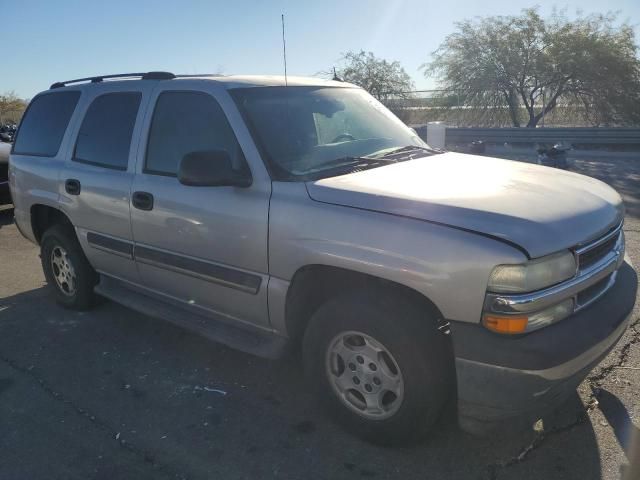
[[174, 74, 224, 78], [50, 71, 176, 89]]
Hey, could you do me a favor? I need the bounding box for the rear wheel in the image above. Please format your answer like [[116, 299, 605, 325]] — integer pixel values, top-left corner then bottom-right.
[[303, 290, 453, 445], [41, 224, 98, 310]]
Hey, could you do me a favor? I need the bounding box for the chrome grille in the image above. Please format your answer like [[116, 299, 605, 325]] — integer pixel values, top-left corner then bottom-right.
[[576, 224, 622, 273], [579, 235, 618, 270]]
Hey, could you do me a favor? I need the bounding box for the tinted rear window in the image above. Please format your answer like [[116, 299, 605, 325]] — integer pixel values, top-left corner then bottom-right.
[[13, 91, 80, 157], [73, 92, 141, 170]]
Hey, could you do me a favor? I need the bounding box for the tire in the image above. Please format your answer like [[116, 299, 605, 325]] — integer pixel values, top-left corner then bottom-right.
[[40, 224, 98, 310], [303, 290, 453, 445]]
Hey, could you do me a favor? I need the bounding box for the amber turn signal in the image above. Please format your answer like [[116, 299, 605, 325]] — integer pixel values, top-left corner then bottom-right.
[[482, 314, 528, 334]]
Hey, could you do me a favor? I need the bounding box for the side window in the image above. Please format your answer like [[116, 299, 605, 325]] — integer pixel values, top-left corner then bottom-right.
[[145, 91, 246, 176], [13, 91, 80, 157], [73, 92, 141, 170]]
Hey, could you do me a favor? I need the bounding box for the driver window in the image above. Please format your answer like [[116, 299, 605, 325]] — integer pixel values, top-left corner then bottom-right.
[[145, 91, 247, 176]]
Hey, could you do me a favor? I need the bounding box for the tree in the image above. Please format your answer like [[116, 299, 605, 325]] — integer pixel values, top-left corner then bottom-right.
[[0, 92, 27, 125], [425, 9, 640, 127], [332, 50, 414, 102]]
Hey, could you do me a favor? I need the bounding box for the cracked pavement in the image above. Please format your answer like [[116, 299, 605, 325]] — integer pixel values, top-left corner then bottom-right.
[[0, 155, 639, 479]]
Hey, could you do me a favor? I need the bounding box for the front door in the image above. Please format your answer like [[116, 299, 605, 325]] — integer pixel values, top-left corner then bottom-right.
[[130, 86, 271, 328]]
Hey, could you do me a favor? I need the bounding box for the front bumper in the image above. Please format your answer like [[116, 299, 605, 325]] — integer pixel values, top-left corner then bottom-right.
[[450, 260, 637, 433]]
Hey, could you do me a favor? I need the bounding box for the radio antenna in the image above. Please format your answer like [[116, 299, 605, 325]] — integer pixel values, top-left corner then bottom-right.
[[281, 14, 288, 86]]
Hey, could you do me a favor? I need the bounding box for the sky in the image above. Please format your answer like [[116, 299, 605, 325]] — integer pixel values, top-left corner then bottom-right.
[[2, 0, 639, 99]]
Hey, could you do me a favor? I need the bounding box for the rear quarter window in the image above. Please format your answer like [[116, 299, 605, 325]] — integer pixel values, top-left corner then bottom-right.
[[12, 91, 81, 157]]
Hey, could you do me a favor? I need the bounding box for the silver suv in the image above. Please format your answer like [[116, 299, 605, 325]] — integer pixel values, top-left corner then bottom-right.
[[9, 72, 637, 444]]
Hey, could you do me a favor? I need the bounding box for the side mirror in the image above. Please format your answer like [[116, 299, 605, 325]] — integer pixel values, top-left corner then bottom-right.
[[178, 150, 251, 187]]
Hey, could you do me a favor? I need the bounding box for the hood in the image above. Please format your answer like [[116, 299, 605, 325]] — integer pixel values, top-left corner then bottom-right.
[[305, 152, 624, 258]]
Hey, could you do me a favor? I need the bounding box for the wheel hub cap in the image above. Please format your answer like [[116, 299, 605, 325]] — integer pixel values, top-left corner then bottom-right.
[[326, 331, 404, 420], [50, 246, 77, 296]]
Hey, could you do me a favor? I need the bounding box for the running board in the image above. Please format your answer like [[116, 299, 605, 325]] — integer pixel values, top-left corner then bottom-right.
[[94, 275, 288, 359]]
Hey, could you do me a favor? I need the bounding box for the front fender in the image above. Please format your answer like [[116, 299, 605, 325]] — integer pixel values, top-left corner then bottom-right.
[[268, 182, 526, 325]]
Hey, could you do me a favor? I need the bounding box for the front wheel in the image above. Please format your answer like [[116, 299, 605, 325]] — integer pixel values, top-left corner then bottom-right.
[[41, 224, 98, 310], [303, 291, 453, 445]]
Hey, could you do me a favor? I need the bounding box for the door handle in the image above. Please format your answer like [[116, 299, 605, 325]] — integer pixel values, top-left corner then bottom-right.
[[132, 191, 154, 211], [65, 179, 81, 195]]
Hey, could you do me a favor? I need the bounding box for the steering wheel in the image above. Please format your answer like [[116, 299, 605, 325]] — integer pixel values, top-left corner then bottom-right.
[[331, 133, 356, 143]]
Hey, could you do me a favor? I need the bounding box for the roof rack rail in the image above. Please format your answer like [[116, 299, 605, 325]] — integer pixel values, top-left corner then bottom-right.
[[174, 74, 224, 78], [50, 71, 176, 89]]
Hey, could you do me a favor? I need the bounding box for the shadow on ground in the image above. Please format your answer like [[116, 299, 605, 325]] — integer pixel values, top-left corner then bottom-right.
[[598, 389, 640, 480], [0, 207, 13, 229], [0, 287, 604, 479]]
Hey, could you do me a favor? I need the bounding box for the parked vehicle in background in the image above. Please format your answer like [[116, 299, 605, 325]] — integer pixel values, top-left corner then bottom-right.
[[0, 124, 17, 143], [469, 139, 486, 154], [0, 140, 11, 204], [537, 143, 573, 169], [9, 72, 637, 444]]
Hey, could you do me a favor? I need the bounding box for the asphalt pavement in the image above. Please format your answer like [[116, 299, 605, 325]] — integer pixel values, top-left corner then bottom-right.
[[0, 155, 639, 480]]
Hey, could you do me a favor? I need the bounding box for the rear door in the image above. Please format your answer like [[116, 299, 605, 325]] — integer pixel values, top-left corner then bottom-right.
[[10, 91, 82, 236], [60, 84, 151, 283], [130, 83, 272, 328]]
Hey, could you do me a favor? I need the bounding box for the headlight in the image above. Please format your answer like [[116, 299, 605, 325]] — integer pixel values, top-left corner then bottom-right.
[[483, 250, 578, 334], [483, 298, 574, 334], [487, 250, 576, 293]]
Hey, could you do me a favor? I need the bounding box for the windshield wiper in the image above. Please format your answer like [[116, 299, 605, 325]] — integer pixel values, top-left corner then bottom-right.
[[307, 156, 396, 180], [374, 145, 444, 160], [317, 155, 396, 169]]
